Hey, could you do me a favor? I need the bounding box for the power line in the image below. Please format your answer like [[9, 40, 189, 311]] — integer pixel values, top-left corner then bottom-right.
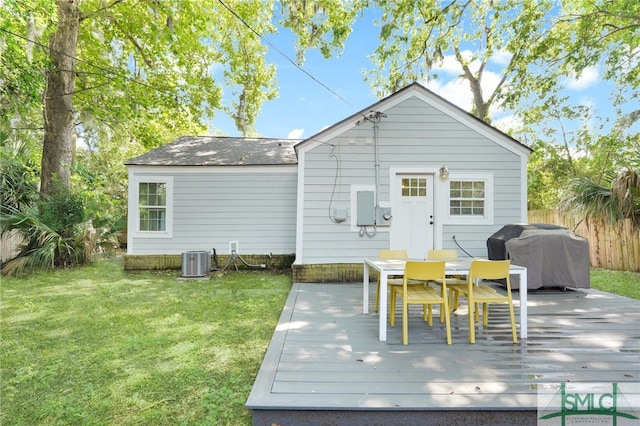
[[217, 0, 356, 112]]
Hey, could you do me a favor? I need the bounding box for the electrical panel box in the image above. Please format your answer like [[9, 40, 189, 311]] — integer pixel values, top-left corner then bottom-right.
[[356, 191, 375, 226], [229, 240, 239, 254]]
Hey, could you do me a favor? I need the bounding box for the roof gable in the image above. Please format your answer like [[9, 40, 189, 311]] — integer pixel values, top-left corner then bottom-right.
[[125, 136, 299, 166], [295, 82, 532, 157]]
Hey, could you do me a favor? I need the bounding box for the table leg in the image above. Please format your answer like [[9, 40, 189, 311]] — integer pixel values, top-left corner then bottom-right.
[[468, 283, 476, 344], [519, 269, 528, 339], [379, 272, 387, 341], [363, 264, 369, 314]]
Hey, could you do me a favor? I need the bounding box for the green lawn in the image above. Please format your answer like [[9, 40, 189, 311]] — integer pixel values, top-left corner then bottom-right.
[[1, 258, 638, 425], [0, 258, 291, 426], [591, 268, 640, 299]]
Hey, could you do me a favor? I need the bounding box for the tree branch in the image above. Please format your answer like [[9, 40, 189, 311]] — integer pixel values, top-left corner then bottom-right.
[[79, 0, 128, 21], [108, 17, 154, 68], [592, 4, 640, 24]]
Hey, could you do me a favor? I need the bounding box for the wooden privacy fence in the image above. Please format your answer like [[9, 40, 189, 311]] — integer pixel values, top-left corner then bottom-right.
[[1, 230, 24, 264], [528, 210, 639, 272]]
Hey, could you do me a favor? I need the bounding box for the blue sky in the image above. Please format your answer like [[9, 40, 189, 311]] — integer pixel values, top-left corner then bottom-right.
[[210, 13, 381, 139], [209, 10, 623, 141]]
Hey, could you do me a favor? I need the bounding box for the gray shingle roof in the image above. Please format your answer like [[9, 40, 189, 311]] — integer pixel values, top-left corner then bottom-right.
[[125, 136, 299, 166]]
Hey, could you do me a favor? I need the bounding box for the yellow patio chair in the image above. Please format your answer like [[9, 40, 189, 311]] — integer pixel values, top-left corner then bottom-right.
[[427, 249, 458, 261], [389, 260, 452, 345], [449, 259, 517, 344], [427, 249, 465, 321], [374, 250, 421, 314]]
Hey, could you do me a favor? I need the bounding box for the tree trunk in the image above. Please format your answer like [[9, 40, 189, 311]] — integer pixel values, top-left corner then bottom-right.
[[467, 75, 491, 124], [41, 0, 80, 195]]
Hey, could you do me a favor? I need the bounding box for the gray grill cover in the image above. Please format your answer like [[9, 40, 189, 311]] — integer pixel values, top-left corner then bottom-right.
[[488, 226, 590, 290]]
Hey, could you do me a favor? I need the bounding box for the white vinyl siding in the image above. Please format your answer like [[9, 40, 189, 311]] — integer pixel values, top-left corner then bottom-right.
[[296, 93, 527, 263], [128, 166, 297, 255]]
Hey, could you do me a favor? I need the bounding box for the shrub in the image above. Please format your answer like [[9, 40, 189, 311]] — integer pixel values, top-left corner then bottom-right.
[[1, 188, 91, 276]]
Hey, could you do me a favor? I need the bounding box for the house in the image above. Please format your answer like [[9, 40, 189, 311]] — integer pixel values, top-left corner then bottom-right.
[[125, 83, 532, 281], [124, 137, 299, 270]]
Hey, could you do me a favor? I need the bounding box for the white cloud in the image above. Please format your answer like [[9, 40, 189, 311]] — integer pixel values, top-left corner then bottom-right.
[[426, 70, 506, 117], [288, 128, 305, 139], [426, 78, 473, 111], [493, 114, 522, 134], [491, 50, 512, 66], [427, 51, 510, 117], [566, 66, 599, 90], [433, 55, 463, 76], [431, 51, 477, 76], [433, 50, 513, 78]]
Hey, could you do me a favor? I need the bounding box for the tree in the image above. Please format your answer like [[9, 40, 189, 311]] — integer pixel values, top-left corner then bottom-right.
[[2, 0, 357, 197], [526, 0, 640, 142], [363, 0, 555, 123], [2, 0, 359, 272], [516, 89, 639, 210], [40, 0, 79, 195], [540, 0, 639, 95], [0, 0, 50, 163]]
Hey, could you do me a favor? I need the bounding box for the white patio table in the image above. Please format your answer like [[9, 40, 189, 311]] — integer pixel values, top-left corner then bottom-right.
[[363, 257, 528, 342]]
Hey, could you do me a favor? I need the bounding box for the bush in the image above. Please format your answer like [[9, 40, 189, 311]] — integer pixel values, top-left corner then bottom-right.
[[1, 188, 91, 276]]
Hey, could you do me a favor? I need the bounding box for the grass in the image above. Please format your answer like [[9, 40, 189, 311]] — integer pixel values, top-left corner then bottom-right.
[[0, 257, 291, 426], [590, 268, 640, 299], [1, 259, 638, 425]]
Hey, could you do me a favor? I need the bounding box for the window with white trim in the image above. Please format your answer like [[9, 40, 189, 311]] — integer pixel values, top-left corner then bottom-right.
[[445, 174, 493, 225], [132, 176, 173, 237], [449, 180, 485, 216], [139, 182, 167, 231]]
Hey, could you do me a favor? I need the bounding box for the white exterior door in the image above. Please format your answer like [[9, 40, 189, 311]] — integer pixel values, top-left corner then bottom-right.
[[390, 174, 434, 258]]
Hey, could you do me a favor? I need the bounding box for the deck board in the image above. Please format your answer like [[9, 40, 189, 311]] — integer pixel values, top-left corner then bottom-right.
[[247, 282, 640, 425]]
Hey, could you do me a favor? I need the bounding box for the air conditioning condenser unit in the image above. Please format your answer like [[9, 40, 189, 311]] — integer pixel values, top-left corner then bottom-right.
[[181, 251, 210, 277]]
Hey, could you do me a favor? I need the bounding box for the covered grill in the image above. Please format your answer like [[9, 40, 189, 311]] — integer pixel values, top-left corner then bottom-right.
[[487, 224, 590, 290]]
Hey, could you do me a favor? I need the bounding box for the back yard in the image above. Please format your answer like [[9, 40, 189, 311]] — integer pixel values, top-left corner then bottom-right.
[[1, 258, 291, 425], [1, 257, 638, 425]]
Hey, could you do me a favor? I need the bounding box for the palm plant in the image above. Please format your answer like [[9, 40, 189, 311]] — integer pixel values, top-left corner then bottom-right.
[[1, 191, 91, 276], [564, 168, 640, 229], [0, 136, 39, 214]]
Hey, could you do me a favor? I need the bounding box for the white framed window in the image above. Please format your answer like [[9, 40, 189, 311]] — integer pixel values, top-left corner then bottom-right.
[[444, 174, 493, 225], [132, 176, 173, 238], [139, 182, 167, 231]]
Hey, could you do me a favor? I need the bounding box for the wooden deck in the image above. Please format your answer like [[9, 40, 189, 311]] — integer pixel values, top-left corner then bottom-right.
[[247, 282, 640, 425]]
